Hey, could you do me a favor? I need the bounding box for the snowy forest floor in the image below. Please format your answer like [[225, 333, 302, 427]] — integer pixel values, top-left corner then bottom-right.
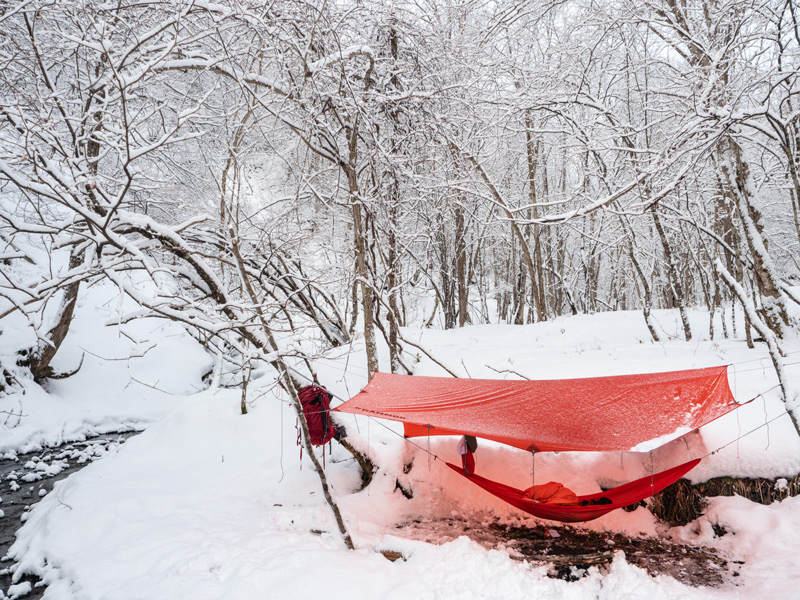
[[3, 283, 800, 599]]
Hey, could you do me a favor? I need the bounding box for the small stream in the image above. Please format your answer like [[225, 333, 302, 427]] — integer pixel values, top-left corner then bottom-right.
[[1, 433, 137, 600]]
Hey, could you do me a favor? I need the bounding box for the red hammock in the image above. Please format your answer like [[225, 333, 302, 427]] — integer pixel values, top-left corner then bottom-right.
[[446, 458, 700, 522]]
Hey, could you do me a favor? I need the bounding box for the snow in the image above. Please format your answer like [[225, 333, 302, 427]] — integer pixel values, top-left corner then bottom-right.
[[2, 282, 800, 599], [5, 583, 31, 600], [629, 427, 693, 453], [0, 282, 213, 454], [672, 494, 800, 597]]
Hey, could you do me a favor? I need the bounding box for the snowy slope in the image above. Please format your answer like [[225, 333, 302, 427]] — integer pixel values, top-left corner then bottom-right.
[[3, 284, 800, 600], [0, 283, 213, 454]]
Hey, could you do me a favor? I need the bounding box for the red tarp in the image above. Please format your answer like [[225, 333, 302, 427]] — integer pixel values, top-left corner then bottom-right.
[[334, 367, 738, 452]]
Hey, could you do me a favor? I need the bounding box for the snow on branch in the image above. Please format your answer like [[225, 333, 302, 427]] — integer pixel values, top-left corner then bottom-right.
[[306, 45, 374, 75]]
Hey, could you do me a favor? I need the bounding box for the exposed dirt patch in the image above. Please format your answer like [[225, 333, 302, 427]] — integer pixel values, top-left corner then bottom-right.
[[394, 517, 735, 587], [385, 471, 799, 585]]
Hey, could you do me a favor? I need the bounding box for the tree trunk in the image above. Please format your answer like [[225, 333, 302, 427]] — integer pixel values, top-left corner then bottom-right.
[[387, 201, 401, 372], [716, 259, 799, 438], [345, 121, 379, 377], [525, 118, 547, 321], [227, 221, 356, 549], [717, 135, 790, 339], [619, 215, 660, 342], [437, 212, 457, 329], [513, 259, 526, 325], [651, 206, 692, 341], [29, 245, 83, 381], [352, 198, 379, 377], [457, 142, 542, 322], [455, 203, 470, 327]]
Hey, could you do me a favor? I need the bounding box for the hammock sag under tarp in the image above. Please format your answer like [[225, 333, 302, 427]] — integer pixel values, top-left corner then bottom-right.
[[446, 459, 701, 522], [334, 367, 741, 521]]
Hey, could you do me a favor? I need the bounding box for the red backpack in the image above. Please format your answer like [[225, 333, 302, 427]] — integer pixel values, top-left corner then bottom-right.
[[298, 385, 337, 446]]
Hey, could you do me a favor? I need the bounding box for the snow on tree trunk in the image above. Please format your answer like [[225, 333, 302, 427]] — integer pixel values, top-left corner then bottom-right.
[[717, 136, 792, 340], [716, 259, 800, 438]]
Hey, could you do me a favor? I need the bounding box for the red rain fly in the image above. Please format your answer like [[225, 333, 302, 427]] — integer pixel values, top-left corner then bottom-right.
[[334, 366, 738, 453]]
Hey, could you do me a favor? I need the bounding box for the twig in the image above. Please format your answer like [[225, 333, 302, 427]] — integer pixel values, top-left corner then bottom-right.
[[128, 375, 175, 395], [486, 365, 531, 380]]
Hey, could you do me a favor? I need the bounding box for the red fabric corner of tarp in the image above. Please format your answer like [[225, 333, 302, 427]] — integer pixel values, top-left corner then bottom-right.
[[334, 367, 738, 453], [446, 458, 701, 523]]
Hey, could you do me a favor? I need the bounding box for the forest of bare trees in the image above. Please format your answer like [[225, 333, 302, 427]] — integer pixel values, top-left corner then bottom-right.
[[1, 0, 798, 409]]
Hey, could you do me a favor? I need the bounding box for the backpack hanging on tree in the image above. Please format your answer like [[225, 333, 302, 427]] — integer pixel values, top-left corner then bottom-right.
[[298, 384, 338, 446]]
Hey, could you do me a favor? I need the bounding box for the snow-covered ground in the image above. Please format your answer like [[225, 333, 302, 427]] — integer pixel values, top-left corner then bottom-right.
[[2, 282, 800, 599]]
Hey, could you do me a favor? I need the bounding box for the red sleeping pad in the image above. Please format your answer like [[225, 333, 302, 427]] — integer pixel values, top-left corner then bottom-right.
[[446, 458, 700, 522]]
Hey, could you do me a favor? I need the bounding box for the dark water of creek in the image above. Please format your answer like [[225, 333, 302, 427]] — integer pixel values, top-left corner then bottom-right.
[[1, 433, 136, 600]]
